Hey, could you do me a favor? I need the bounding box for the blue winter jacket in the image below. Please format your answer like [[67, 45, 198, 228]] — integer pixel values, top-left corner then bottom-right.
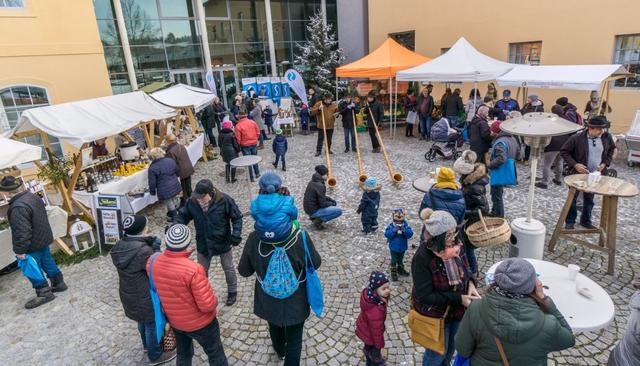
[[148, 157, 181, 201], [419, 188, 466, 225], [250, 193, 298, 242], [384, 220, 414, 253], [357, 191, 380, 220], [495, 99, 520, 120], [430, 118, 450, 142], [272, 135, 288, 156]]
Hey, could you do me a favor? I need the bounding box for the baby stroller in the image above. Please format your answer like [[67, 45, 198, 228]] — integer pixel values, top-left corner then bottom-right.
[[425, 118, 463, 162]]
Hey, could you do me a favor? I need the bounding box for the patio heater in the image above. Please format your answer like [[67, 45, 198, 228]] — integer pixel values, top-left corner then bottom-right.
[[500, 113, 582, 259]]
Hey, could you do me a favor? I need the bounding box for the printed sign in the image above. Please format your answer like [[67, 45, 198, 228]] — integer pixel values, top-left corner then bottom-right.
[[242, 77, 257, 99], [95, 195, 123, 247], [256, 77, 272, 99]]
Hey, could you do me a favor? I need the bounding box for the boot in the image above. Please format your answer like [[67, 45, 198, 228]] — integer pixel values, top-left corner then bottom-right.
[[166, 210, 178, 223], [51, 273, 68, 292], [315, 151, 321, 157], [390, 266, 398, 282], [398, 265, 410, 277], [149, 349, 177, 366], [225, 165, 231, 183], [25, 286, 55, 309], [225, 292, 237, 306], [313, 218, 325, 230]]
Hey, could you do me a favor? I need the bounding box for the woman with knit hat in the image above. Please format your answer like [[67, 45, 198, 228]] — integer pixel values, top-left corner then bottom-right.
[[418, 167, 466, 227], [411, 209, 479, 366], [455, 258, 575, 365]]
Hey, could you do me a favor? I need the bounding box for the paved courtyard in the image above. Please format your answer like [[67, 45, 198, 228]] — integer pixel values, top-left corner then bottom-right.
[[0, 127, 638, 365]]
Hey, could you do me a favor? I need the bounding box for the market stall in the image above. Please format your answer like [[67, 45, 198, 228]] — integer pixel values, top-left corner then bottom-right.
[[150, 83, 215, 113], [336, 37, 431, 136]]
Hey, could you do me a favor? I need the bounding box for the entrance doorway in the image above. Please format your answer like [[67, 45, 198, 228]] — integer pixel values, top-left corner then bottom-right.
[[170, 70, 205, 88], [211, 66, 239, 109]]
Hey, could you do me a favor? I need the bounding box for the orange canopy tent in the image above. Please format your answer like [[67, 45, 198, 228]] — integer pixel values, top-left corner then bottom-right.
[[336, 38, 431, 78]]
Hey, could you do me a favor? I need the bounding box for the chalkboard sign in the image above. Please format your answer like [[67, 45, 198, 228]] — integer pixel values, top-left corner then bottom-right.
[[94, 195, 123, 252]]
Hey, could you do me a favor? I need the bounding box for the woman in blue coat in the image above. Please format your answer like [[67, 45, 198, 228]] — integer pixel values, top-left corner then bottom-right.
[[418, 167, 466, 225], [147, 147, 181, 221], [250, 172, 298, 242]]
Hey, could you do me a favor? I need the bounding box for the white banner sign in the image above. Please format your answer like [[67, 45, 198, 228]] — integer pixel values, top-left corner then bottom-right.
[[205, 69, 217, 95], [284, 69, 308, 106]]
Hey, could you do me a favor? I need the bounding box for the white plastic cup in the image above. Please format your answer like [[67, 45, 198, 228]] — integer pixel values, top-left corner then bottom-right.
[[567, 264, 580, 281]]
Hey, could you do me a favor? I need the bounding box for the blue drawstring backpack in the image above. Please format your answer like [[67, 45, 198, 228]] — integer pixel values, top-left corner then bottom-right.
[[259, 243, 299, 300], [453, 353, 470, 366], [148, 253, 167, 343], [489, 140, 517, 186], [16, 255, 45, 283], [301, 230, 324, 317]]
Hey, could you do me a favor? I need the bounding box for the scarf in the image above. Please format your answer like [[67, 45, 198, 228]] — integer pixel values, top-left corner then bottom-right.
[[443, 257, 463, 286], [494, 286, 528, 299], [366, 271, 389, 305], [433, 181, 460, 190]]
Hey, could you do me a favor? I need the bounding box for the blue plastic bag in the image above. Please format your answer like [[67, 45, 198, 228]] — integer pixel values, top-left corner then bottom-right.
[[489, 141, 517, 186], [148, 253, 167, 344], [301, 230, 324, 317], [17, 255, 46, 283], [453, 353, 470, 366]]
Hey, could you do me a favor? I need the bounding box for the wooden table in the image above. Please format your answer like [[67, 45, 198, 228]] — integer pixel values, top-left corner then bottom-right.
[[548, 174, 639, 275]]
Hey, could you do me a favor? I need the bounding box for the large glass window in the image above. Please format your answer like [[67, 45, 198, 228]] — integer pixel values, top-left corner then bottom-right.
[[236, 42, 266, 65], [130, 45, 168, 70], [389, 31, 415, 51], [125, 19, 163, 45], [121, 0, 159, 19], [272, 20, 290, 43], [97, 19, 121, 46], [93, 0, 115, 19], [166, 44, 203, 69], [103, 46, 128, 73], [0, 86, 63, 158], [209, 43, 236, 65], [161, 20, 200, 44], [233, 20, 263, 43], [203, 0, 228, 18], [158, 0, 195, 18], [509, 41, 542, 65], [0, 0, 24, 7], [613, 34, 640, 88]]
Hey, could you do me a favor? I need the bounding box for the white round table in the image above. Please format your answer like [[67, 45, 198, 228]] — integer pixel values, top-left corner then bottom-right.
[[231, 155, 263, 214], [485, 258, 615, 332], [412, 176, 435, 193]]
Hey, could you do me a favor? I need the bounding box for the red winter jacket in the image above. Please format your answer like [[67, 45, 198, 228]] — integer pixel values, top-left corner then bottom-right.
[[355, 289, 387, 349], [235, 117, 260, 147], [147, 250, 218, 332]]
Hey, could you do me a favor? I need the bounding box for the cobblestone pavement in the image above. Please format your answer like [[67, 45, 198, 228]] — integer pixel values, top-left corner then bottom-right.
[[0, 128, 638, 366]]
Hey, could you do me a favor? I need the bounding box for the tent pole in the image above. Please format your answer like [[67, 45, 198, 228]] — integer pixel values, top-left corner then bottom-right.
[[394, 78, 399, 138], [389, 78, 393, 138], [335, 77, 338, 101], [473, 81, 478, 118], [604, 81, 611, 117], [597, 82, 607, 116]]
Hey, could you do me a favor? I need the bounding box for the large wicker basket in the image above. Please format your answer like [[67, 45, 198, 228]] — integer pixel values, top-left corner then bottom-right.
[[465, 210, 511, 248]]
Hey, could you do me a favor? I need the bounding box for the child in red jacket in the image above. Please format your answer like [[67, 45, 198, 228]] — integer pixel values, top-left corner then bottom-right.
[[355, 271, 390, 366]]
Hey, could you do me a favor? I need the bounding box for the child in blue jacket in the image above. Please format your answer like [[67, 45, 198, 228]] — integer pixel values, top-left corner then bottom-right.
[[250, 172, 298, 242], [271, 129, 288, 171], [357, 177, 381, 234], [384, 209, 414, 281], [300, 103, 310, 135]]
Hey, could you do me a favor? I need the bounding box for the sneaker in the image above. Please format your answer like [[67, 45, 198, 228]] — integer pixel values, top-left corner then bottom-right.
[[225, 292, 237, 306], [552, 178, 562, 186], [272, 162, 277, 168], [344, 148, 350, 153], [580, 222, 597, 230], [149, 350, 177, 366], [535, 182, 548, 189], [313, 218, 325, 230], [315, 151, 321, 157], [565, 223, 575, 230], [255, 173, 261, 178], [398, 267, 410, 277], [282, 167, 287, 172]]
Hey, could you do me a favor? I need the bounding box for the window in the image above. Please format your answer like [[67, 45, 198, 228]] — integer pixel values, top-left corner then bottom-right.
[[509, 41, 542, 65], [0, 0, 24, 8], [0, 86, 63, 159], [441, 48, 450, 55], [613, 34, 640, 88], [389, 31, 415, 51], [203, 0, 229, 18]]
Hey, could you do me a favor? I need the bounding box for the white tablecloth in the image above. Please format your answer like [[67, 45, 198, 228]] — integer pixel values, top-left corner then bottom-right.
[[485, 258, 615, 332], [72, 134, 204, 213], [273, 117, 295, 131]]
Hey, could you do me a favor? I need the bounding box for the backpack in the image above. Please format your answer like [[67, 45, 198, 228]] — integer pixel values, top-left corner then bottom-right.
[[257, 237, 301, 299]]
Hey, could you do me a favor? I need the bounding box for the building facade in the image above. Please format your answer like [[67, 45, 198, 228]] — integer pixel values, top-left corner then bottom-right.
[[0, 0, 113, 155], [368, 0, 640, 133]]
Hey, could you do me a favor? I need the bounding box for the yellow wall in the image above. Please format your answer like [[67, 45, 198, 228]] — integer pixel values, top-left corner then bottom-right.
[[368, 0, 640, 133], [0, 0, 112, 106]]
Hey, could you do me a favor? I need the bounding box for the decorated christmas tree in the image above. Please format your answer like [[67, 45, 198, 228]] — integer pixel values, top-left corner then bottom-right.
[[294, 12, 347, 98]]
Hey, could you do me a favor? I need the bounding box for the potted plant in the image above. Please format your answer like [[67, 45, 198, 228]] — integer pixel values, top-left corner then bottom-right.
[[38, 155, 74, 187]]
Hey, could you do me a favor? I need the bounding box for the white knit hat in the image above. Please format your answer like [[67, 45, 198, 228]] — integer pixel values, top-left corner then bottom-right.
[[165, 224, 191, 251], [420, 209, 457, 237], [453, 150, 477, 175]]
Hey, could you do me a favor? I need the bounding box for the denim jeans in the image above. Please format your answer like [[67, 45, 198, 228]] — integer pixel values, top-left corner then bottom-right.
[[419, 115, 431, 139], [274, 154, 286, 169], [311, 206, 343, 223], [197, 250, 238, 294], [567, 192, 595, 225], [268, 321, 304, 366], [26, 246, 61, 288], [446, 115, 460, 129], [240, 145, 260, 181], [422, 321, 460, 366], [490, 185, 505, 218], [174, 318, 228, 366], [259, 130, 265, 145], [344, 127, 356, 151], [138, 321, 163, 361], [541, 151, 563, 185]]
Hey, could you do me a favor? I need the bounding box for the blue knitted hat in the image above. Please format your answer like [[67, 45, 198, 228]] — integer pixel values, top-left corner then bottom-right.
[[259, 171, 282, 194], [364, 177, 378, 189]]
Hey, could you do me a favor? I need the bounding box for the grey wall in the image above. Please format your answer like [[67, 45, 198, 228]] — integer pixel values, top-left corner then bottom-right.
[[337, 0, 368, 63]]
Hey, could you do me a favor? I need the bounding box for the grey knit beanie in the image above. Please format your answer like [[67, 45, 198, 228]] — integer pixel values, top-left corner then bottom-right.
[[453, 150, 477, 175], [494, 258, 537, 295], [420, 209, 457, 238]]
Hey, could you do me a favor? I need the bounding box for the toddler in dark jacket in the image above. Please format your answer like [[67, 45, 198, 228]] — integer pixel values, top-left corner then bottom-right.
[[384, 209, 414, 281], [357, 177, 381, 233], [355, 271, 390, 366], [299, 103, 310, 135], [271, 129, 288, 171]]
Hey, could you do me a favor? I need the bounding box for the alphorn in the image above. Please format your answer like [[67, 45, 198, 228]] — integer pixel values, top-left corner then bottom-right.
[[366, 103, 403, 184], [320, 105, 337, 188], [352, 109, 367, 183]]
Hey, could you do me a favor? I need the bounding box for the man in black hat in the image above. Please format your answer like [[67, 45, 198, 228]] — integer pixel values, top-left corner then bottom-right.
[[303, 165, 342, 229], [337, 93, 360, 153], [311, 93, 337, 157], [4, 176, 67, 309], [364, 91, 384, 153], [177, 179, 243, 306], [560, 116, 616, 229]]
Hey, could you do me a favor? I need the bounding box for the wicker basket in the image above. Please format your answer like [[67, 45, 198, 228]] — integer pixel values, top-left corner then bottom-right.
[[465, 210, 511, 248]]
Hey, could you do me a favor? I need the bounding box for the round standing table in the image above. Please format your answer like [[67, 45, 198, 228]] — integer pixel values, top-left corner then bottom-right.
[[230, 155, 263, 214], [548, 174, 638, 274], [485, 258, 615, 332], [412, 176, 436, 193]]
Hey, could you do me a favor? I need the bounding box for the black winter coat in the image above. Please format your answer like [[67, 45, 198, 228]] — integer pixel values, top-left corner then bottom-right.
[[8, 191, 53, 255], [272, 135, 288, 156], [148, 157, 181, 201], [337, 100, 359, 129], [544, 133, 572, 153], [200, 104, 216, 129], [416, 94, 434, 118], [460, 164, 490, 223], [177, 189, 243, 256], [218, 128, 240, 163], [238, 229, 321, 326], [468, 116, 492, 163], [560, 130, 615, 174], [444, 92, 464, 117], [365, 101, 384, 128], [303, 173, 336, 215], [110, 236, 158, 323]]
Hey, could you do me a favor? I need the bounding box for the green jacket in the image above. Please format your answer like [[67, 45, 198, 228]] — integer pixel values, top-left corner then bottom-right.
[[455, 291, 575, 366]]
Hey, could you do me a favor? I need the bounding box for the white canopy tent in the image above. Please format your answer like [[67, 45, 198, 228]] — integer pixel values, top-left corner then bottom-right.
[[497, 65, 630, 90], [150, 84, 215, 113], [396, 37, 515, 82], [10, 91, 176, 148], [0, 137, 42, 169]]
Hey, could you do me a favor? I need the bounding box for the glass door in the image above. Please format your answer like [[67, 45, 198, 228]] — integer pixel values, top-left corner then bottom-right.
[[170, 70, 205, 88], [211, 66, 239, 109]]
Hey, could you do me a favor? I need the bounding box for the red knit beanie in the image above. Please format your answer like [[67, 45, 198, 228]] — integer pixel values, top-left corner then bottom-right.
[[490, 120, 503, 134]]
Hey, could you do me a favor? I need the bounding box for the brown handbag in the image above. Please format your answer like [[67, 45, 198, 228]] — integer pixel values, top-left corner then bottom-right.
[[408, 306, 450, 355], [494, 336, 510, 366]]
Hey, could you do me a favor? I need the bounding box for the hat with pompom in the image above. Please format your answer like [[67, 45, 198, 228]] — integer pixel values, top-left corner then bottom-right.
[[453, 150, 477, 175], [420, 208, 457, 238], [258, 171, 282, 194]]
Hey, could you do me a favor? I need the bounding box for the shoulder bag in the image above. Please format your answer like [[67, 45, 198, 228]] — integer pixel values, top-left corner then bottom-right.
[[489, 141, 517, 186], [301, 230, 324, 317], [408, 301, 450, 355], [148, 253, 167, 344], [494, 336, 510, 366]]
